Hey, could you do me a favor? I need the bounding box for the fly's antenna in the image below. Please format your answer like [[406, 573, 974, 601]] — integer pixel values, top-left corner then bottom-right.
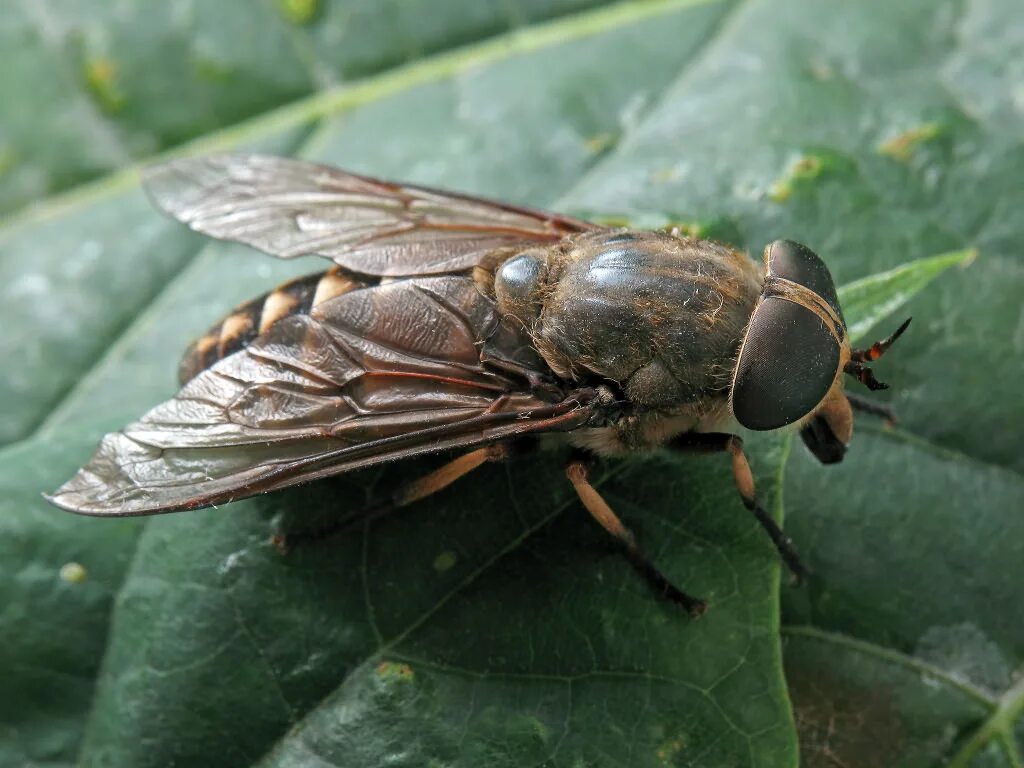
[[844, 317, 911, 390], [850, 317, 911, 363]]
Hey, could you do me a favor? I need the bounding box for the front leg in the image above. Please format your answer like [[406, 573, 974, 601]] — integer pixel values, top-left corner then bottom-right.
[[845, 391, 898, 425], [669, 433, 810, 584]]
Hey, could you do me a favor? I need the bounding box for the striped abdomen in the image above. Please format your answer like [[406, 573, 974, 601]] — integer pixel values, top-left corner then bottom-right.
[[179, 266, 369, 384]]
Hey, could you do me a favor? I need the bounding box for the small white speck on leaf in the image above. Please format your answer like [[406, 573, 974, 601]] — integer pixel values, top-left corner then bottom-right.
[[59, 562, 88, 584]]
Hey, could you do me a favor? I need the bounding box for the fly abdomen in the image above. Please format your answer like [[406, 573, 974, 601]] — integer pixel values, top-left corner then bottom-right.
[[179, 266, 368, 383]]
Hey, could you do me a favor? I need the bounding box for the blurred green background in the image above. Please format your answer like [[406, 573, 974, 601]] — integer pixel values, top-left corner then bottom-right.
[[1, 1, 1021, 766]]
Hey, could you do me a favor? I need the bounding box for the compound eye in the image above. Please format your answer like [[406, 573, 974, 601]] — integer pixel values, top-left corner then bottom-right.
[[731, 297, 840, 430], [766, 240, 843, 320]]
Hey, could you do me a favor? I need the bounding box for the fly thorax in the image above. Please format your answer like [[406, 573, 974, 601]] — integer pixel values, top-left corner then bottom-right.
[[532, 231, 762, 405]]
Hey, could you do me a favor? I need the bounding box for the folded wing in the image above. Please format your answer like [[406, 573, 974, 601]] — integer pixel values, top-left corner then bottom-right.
[[49, 277, 593, 515]]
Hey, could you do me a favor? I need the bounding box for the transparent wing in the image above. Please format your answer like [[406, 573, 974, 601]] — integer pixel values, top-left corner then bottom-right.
[[144, 153, 599, 276], [49, 277, 594, 516]]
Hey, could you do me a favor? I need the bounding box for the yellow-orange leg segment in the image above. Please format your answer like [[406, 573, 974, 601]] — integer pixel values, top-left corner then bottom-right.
[[566, 456, 707, 617], [669, 433, 810, 584], [274, 444, 508, 552], [393, 446, 503, 507]]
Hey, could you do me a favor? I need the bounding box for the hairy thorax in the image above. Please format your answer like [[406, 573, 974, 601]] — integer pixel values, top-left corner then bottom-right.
[[484, 229, 762, 450]]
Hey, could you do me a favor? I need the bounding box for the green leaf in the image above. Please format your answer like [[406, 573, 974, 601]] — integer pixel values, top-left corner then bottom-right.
[[837, 248, 977, 343], [0, 0, 613, 215], [781, 431, 1024, 767], [1, 0, 1020, 766]]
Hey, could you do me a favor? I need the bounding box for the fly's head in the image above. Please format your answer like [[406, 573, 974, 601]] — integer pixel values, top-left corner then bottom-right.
[[729, 240, 910, 463]]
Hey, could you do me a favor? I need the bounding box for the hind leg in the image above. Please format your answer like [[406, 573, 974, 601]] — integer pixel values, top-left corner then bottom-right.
[[273, 443, 510, 552]]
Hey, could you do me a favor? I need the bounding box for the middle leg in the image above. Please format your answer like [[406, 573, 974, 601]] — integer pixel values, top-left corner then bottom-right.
[[668, 433, 810, 583]]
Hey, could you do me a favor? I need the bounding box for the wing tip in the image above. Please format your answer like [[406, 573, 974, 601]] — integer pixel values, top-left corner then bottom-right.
[[44, 474, 145, 518], [142, 152, 315, 228], [142, 152, 260, 216], [142, 156, 202, 219], [42, 488, 103, 517]]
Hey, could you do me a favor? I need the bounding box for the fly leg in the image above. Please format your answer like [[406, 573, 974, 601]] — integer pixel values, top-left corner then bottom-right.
[[669, 433, 810, 584], [566, 454, 707, 617], [845, 391, 898, 426], [273, 443, 509, 552], [843, 317, 912, 391]]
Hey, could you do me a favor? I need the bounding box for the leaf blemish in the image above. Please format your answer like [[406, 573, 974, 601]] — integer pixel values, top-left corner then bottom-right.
[[83, 57, 126, 114], [768, 154, 825, 202], [376, 661, 415, 682], [277, 0, 320, 25], [651, 167, 680, 184], [878, 123, 942, 161], [656, 736, 686, 763], [59, 562, 88, 584], [809, 58, 835, 81], [0, 148, 15, 179], [583, 132, 617, 154], [432, 550, 458, 572]]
